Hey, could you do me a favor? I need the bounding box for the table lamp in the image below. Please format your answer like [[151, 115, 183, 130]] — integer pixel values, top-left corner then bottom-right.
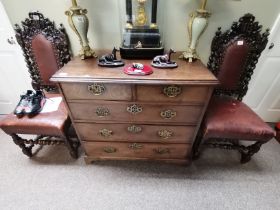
[[65, 0, 96, 59]]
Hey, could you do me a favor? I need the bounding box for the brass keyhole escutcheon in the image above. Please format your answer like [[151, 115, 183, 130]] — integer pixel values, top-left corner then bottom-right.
[[127, 104, 143, 115], [128, 143, 143, 150], [158, 129, 174, 140], [163, 85, 182, 98], [153, 148, 170, 154], [88, 83, 106, 95], [127, 125, 142, 134], [103, 147, 117, 153], [160, 110, 177, 120], [99, 129, 113, 138], [96, 107, 110, 117]]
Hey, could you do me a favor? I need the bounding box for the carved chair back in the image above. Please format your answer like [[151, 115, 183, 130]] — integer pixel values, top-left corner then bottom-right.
[[14, 12, 71, 92], [207, 13, 269, 101]]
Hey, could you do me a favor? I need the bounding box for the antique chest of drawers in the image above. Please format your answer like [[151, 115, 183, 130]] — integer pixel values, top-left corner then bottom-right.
[[51, 55, 218, 165]]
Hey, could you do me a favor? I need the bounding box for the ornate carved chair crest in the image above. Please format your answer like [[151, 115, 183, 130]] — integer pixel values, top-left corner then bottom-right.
[[193, 14, 275, 163], [208, 13, 270, 101], [14, 11, 71, 92]]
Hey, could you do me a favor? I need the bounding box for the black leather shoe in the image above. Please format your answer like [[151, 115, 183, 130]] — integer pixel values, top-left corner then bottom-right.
[[26, 90, 46, 116], [14, 90, 33, 117]]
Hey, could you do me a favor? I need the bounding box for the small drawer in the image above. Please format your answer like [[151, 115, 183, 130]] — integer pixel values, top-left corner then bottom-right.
[[83, 142, 191, 159], [76, 123, 196, 143], [61, 83, 132, 101], [69, 101, 203, 124], [137, 85, 209, 104]]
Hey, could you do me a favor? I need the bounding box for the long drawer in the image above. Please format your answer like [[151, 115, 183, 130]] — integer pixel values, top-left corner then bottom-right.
[[76, 123, 196, 143], [69, 101, 203, 124], [61, 83, 132, 101], [83, 142, 191, 159], [137, 85, 209, 104]]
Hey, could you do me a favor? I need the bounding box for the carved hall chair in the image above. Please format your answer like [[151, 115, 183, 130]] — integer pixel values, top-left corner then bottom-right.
[[276, 122, 280, 143], [0, 12, 79, 158], [193, 14, 276, 164]]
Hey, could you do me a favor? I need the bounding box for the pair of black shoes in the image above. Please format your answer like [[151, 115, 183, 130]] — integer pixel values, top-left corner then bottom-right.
[[14, 90, 46, 117]]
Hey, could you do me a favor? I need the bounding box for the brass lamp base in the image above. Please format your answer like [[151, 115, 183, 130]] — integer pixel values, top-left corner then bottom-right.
[[179, 49, 200, 63], [79, 46, 97, 60]]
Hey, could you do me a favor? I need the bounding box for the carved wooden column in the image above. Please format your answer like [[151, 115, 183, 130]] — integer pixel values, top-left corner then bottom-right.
[[150, 0, 158, 28], [126, 0, 133, 28]]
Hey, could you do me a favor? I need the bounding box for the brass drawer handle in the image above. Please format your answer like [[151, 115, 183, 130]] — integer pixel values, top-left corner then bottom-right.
[[163, 85, 182, 98], [128, 143, 143, 150], [96, 107, 110, 117], [127, 104, 143, 115], [127, 125, 142, 134], [99, 129, 113, 138], [103, 146, 117, 153], [158, 129, 174, 139], [88, 83, 106, 95], [153, 148, 170, 154], [160, 110, 177, 119]]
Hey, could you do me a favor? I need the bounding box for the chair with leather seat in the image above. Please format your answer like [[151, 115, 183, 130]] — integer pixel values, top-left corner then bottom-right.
[[276, 122, 280, 143], [193, 13, 276, 163], [0, 12, 79, 158]]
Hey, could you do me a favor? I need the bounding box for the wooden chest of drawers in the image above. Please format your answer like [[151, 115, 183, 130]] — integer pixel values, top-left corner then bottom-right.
[[51, 55, 218, 165]]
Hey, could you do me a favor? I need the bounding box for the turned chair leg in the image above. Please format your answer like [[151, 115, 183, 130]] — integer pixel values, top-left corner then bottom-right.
[[239, 141, 266, 164], [64, 136, 79, 159], [10, 133, 34, 157], [194, 136, 267, 164], [9, 132, 79, 159]]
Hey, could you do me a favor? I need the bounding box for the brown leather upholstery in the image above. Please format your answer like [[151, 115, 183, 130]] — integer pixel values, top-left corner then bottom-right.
[[31, 34, 59, 87], [218, 40, 249, 90], [203, 96, 276, 141], [0, 94, 69, 137]]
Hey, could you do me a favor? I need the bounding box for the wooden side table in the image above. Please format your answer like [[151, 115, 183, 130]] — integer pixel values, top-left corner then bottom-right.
[[51, 54, 218, 164]]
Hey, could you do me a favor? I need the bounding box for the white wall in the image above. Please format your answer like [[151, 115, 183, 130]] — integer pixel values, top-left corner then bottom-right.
[[1, 0, 280, 64]]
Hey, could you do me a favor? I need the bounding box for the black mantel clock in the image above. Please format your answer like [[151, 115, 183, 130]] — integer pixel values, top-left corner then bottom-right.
[[120, 0, 164, 59]]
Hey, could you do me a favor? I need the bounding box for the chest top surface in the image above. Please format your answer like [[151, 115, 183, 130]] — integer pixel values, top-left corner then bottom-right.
[[51, 53, 218, 85]]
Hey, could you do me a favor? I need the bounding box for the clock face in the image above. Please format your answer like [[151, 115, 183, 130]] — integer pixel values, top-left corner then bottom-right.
[[135, 0, 148, 26], [136, 13, 147, 26]]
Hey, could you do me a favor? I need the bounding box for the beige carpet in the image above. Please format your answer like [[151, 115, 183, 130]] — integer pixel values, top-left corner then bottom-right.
[[0, 129, 280, 210]]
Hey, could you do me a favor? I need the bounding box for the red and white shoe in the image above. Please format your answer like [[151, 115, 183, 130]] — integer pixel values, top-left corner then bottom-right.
[[13, 90, 34, 117]]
